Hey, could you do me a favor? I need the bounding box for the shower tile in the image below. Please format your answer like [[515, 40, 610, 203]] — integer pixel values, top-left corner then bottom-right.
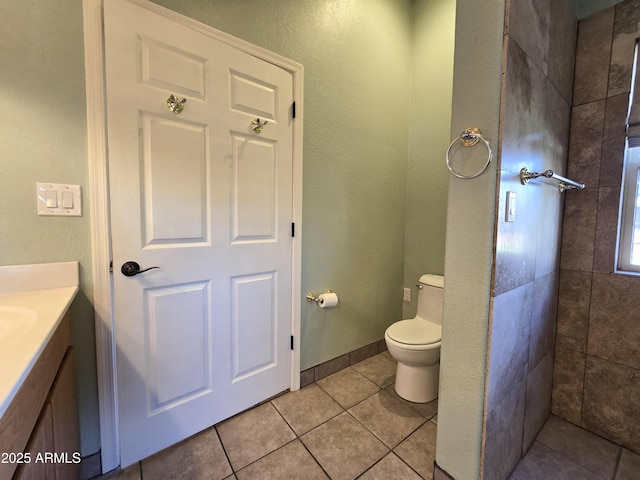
[[547, 0, 576, 103], [486, 283, 532, 412], [582, 355, 640, 452], [555, 269, 591, 352], [141, 427, 232, 480], [522, 350, 553, 453], [593, 186, 620, 274], [542, 44, 572, 175], [537, 415, 620, 479], [601, 94, 628, 188], [510, 441, 603, 480], [235, 440, 328, 480], [300, 412, 388, 480], [616, 449, 640, 480], [494, 175, 537, 296], [501, 37, 549, 176], [567, 100, 605, 188], [573, 8, 614, 105], [482, 380, 526, 480], [588, 273, 640, 369], [351, 353, 396, 388], [609, 1, 640, 98], [559, 186, 598, 272], [271, 384, 343, 435], [551, 345, 585, 425], [506, 0, 550, 75], [394, 421, 437, 479], [528, 273, 557, 369], [358, 453, 422, 480], [216, 402, 296, 471], [348, 390, 425, 448], [316, 367, 379, 409]]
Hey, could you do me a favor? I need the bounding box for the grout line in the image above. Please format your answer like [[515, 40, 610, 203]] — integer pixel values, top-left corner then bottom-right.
[[213, 425, 236, 475], [611, 447, 623, 480]]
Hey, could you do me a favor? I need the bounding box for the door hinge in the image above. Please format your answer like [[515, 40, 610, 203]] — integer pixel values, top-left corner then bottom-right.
[[291, 222, 295, 237], [292, 101, 296, 119], [290, 335, 295, 350]]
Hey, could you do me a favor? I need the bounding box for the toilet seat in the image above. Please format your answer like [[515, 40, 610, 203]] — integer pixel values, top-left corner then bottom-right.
[[386, 319, 441, 346]]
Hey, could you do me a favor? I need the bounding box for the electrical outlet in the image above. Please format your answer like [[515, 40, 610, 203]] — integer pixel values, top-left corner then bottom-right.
[[403, 288, 411, 302]]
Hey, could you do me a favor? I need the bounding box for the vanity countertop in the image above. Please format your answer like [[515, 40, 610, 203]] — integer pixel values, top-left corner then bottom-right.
[[0, 262, 79, 419]]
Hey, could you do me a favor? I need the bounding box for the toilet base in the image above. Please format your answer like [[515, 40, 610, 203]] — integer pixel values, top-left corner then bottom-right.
[[394, 361, 439, 403]]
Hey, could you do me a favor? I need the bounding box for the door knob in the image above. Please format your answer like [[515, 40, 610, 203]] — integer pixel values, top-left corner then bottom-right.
[[121, 261, 159, 277]]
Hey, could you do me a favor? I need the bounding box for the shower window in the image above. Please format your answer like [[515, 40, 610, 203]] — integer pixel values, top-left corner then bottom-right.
[[618, 147, 640, 272], [617, 41, 640, 273]]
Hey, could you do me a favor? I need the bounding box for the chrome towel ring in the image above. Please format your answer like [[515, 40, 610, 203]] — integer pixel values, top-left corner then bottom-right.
[[446, 127, 493, 179]]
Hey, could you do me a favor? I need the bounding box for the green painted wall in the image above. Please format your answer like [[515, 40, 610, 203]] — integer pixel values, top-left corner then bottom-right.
[[0, 0, 99, 456], [403, 0, 455, 319], [437, 0, 504, 477]]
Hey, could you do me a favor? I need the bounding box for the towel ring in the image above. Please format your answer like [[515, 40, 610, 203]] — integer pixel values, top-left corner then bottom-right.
[[446, 128, 493, 179]]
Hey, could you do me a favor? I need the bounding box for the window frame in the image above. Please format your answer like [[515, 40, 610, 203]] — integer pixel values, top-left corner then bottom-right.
[[617, 144, 640, 273]]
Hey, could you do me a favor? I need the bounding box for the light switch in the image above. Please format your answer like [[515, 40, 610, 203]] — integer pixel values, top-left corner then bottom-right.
[[37, 183, 82, 216], [506, 191, 516, 222], [62, 191, 74, 209], [45, 191, 58, 208]]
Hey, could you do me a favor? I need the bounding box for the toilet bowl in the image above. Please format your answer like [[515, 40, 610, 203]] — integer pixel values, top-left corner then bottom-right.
[[384, 274, 444, 403]]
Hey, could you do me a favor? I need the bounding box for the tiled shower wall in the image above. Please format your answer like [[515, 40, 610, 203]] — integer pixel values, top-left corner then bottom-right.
[[480, 1, 577, 479], [553, 0, 640, 454]]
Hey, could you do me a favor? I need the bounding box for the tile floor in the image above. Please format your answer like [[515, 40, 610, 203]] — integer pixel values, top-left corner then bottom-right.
[[510, 414, 640, 480], [94, 351, 640, 480]]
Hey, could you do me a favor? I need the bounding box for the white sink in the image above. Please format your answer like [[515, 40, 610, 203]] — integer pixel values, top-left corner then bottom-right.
[[0, 306, 37, 342]]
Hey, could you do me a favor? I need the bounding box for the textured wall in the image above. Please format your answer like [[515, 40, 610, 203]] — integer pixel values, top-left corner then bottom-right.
[[0, 0, 100, 456], [402, 0, 455, 320], [435, 0, 504, 477], [554, 1, 640, 454]]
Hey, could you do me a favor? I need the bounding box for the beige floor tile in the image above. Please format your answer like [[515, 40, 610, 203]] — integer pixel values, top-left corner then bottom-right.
[[235, 440, 329, 480], [352, 354, 396, 388], [141, 427, 231, 480], [301, 412, 388, 480], [317, 367, 379, 409], [272, 384, 343, 435], [358, 453, 422, 480], [348, 390, 426, 448], [216, 402, 296, 471], [394, 421, 437, 479], [384, 384, 438, 419]]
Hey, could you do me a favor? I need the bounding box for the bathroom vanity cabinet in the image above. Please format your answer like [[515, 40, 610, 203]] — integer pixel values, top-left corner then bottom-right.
[[0, 312, 80, 480]]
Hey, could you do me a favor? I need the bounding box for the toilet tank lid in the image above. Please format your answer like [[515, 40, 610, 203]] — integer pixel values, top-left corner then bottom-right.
[[419, 274, 444, 288]]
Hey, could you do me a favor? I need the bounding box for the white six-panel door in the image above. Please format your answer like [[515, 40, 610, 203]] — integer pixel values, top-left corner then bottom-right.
[[104, 0, 295, 466]]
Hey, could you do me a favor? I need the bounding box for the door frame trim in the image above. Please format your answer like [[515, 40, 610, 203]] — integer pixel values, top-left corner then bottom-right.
[[83, 0, 303, 472]]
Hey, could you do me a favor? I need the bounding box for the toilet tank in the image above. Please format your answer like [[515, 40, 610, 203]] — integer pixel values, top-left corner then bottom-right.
[[416, 274, 444, 326]]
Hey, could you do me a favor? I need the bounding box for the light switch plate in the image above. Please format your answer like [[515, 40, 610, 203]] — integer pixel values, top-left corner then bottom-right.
[[37, 183, 82, 216], [506, 191, 516, 222]]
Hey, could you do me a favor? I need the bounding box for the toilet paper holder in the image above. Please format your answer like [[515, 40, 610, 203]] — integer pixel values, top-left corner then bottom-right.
[[306, 290, 333, 303]]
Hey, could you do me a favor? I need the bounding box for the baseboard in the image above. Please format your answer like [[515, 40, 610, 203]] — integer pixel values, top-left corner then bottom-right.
[[300, 339, 387, 387]]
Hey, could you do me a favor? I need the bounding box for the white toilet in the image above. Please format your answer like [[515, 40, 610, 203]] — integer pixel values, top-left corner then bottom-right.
[[384, 274, 444, 403]]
